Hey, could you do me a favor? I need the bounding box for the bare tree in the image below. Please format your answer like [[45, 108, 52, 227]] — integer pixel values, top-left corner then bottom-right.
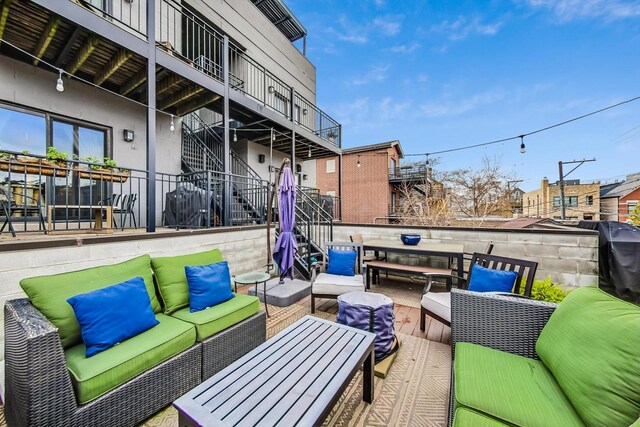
[[446, 156, 513, 226]]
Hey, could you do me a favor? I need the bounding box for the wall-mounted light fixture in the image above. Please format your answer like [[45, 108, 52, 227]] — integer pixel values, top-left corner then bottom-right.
[[302, 108, 308, 115], [303, 174, 308, 181], [123, 129, 134, 142], [258, 154, 266, 163], [268, 86, 275, 94], [296, 164, 302, 173]]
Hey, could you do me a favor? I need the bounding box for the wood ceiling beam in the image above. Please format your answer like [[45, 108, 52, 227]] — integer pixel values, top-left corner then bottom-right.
[[158, 85, 204, 110], [156, 74, 181, 95], [54, 27, 82, 68], [176, 93, 221, 116], [0, 0, 12, 48], [33, 16, 60, 65], [94, 49, 132, 85], [119, 65, 158, 95], [68, 35, 99, 74]]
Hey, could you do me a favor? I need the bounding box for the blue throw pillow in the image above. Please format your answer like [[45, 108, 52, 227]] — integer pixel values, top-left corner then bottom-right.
[[67, 277, 159, 358], [467, 264, 518, 293], [185, 261, 235, 312], [326, 249, 357, 276]]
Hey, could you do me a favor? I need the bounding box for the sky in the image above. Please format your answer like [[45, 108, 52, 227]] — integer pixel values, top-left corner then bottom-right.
[[287, 0, 640, 191]]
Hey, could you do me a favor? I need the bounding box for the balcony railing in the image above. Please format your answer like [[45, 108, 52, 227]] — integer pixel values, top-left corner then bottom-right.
[[69, 0, 341, 147], [389, 165, 428, 182], [0, 150, 269, 234]]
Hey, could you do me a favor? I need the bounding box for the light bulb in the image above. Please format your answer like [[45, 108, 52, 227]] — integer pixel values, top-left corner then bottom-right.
[[357, 160, 361, 168], [170, 115, 175, 132], [308, 146, 311, 158], [56, 69, 64, 92], [272, 131, 276, 141], [519, 136, 525, 154], [233, 129, 237, 142]]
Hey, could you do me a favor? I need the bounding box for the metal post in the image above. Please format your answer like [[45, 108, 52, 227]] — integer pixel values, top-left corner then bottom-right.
[[290, 87, 296, 178], [146, 0, 156, 232], [223, 35, 232, 226], [338, 153, 343, 220]]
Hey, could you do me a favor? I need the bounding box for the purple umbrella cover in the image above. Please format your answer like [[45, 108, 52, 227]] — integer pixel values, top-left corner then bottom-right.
[[273, 165, 298, 280]]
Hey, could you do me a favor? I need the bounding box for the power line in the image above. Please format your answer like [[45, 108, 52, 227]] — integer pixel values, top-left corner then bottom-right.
[[405, 95, 640, 157]]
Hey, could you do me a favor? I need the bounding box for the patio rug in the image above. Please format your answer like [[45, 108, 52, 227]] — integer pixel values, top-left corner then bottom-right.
[[141, 302, 451, 427]]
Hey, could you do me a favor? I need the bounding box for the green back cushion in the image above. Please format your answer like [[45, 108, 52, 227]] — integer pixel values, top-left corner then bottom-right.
[[20, 255, 159, 348], [151, 249, 224, 314], [536, 286, 640, 426]]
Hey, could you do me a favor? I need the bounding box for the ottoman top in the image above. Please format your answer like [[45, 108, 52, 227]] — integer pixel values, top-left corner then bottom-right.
[[338, 292, 393, 309]]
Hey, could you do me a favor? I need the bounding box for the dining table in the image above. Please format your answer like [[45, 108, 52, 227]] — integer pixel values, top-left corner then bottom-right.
[[362, 239, 465, 278]]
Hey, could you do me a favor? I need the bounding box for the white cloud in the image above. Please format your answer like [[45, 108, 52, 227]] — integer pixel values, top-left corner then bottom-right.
[[349, 64, 390, 85], [374, 0, 385, 7], [373, 17, 402, 36], [333, 97, 412, 129], [389, 42, 421, 53], [430, 16, 503, 41], [527, 0, 640, 21], [420, 89, 507, 117]]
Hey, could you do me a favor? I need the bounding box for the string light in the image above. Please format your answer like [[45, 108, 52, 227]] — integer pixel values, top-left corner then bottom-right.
[[308, 144, 311, 158], [169, 115, 175, 132], [357, 155, 361, 168], [233, 129, 237, 142], [520, 135, 526, 154], [55, 69, 64, 92]]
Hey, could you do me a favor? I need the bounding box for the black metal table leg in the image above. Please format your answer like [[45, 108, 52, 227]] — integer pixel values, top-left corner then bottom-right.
[[363, 348, 375, 404]]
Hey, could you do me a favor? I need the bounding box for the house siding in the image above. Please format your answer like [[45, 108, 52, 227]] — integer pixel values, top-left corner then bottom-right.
[[619, 187, 640, 222]]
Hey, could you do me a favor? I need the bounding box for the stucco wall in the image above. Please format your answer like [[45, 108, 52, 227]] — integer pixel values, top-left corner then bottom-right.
[[333, 223, 599, 289], [0, 226, 272, 393]]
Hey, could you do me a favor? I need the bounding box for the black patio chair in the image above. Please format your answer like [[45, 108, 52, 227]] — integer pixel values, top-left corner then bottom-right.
[[113, 193, 137, 230], [0, 185, 46, 237]]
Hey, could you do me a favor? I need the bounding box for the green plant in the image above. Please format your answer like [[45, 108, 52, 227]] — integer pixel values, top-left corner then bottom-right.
[[520, 276, 567, 303], [21, 150, 31, 155], [103, 157, 117, 169], [0, 151, 10, 160], [45, 146, 69, 165], [83, 155, 103, 170], [629, 203, 640, 226]]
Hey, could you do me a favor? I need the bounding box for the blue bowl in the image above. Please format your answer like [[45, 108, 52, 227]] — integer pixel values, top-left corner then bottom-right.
[[400, 234, 421, 245]]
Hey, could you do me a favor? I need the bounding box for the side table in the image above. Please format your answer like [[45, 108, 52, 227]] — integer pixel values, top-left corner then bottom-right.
[[233, 271, 272, 317]]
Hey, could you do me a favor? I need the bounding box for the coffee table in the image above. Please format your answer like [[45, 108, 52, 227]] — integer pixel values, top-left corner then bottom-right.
[[174, 315, 376, 427]]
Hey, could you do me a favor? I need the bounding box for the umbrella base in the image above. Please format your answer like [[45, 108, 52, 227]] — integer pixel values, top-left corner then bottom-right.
[[247, 278, 311, 307]]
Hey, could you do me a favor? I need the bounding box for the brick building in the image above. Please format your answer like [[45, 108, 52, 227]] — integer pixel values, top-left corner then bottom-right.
[[600, 173, 640, 222], [523, 178, 600, 221], [315, 141, 403, 223]]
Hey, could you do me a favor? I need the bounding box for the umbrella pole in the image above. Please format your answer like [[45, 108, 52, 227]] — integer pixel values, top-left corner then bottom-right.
[[266, 158, 290, 275]]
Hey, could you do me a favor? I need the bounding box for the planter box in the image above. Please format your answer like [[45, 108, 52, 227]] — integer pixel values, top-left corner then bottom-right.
[[74, 167, 130, 183], [0, 158, 68, 177]]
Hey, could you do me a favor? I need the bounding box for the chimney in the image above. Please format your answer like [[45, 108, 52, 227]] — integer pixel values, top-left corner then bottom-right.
[[541, 177, 549, 189]]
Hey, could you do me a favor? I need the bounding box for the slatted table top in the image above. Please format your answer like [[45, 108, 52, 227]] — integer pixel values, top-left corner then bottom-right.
[[174, 316, 376, 427]]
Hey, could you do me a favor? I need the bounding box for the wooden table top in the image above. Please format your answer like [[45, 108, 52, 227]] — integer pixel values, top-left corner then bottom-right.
[[174, 316, 375, 426], [364, 239, 464, 254]]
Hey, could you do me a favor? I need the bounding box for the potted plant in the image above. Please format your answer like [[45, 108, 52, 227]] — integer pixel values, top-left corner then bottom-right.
[[0, 148, 69, 177], [76, 156, 129, 183]]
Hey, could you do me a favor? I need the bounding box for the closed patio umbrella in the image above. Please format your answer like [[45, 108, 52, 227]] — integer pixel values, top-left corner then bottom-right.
[[273, 159, 298, 282]]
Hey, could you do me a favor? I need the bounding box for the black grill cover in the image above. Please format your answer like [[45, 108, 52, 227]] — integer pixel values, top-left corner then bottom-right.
[[578, 221, 640, 302]]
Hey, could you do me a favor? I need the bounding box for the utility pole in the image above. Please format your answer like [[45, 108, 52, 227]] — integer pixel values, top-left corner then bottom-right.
[[558, 158, 596, 220]]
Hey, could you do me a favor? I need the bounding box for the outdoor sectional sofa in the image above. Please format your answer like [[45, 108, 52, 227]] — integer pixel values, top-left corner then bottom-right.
[[4, 250, 266, 427], [449, 286, 640, 427]]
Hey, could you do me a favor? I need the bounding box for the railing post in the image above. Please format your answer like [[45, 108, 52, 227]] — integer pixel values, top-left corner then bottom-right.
[[146, 0, 157, 232], [223, 35, 232, 226], [263, 66, 267, 107], [206, 170, 212, 228]]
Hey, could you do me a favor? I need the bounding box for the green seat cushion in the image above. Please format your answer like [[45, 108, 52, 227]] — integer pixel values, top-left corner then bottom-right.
[[65, 314, 195, 404], [536, 286, 640, 427], [454, 342, 584, 427], [171, 293, 259, 341], [151, 249, 225, 314], [20, 255, 159, 348], [453, 408, 510, 427]]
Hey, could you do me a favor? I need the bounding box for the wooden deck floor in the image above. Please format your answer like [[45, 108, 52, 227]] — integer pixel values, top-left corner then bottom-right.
[[297, 295, 451, 345]]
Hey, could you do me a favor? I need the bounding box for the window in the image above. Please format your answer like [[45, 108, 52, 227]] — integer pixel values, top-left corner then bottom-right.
[[553, 196, 561, 208], [0, 105, 47, 155], [390, 158, 397, 177], [629, 201, 638, 214], [553, 196, 578, 207], [586, 195, 594, 206], [326, 159, 335, 173], [326, 190, 336, 197]]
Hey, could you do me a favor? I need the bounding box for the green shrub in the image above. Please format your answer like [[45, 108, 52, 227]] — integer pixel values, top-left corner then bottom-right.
[[520, 276, 567, 303]]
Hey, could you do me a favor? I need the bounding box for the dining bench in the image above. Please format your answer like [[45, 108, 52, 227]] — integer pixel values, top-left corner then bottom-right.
[[365, 260, 452, 289]]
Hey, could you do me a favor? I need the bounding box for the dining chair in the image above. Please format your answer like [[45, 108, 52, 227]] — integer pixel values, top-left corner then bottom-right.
[[0, 185, 46, 237]]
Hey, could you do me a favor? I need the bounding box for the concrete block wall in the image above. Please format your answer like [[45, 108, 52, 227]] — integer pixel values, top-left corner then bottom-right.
[[0, 225, 272, 393], [333, 224, 599, 288]]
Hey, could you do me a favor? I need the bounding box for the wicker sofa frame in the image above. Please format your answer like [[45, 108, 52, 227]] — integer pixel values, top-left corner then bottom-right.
[[4, 299, 266, 427], [448, 289, 558, 426]]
